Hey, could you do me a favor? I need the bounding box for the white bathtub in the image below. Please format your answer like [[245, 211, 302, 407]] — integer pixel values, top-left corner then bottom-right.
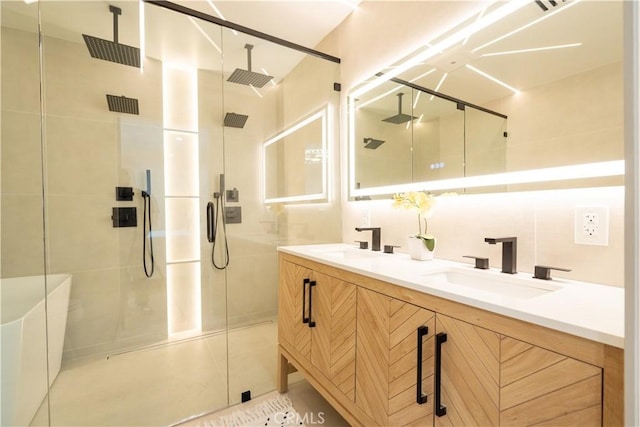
[[1, 274, 72, 427]]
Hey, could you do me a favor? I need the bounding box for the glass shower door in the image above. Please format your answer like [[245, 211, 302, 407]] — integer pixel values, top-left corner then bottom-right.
[[36, 2, 229, 425], [220, 25, 341, 406], [1, 2, 51, 426]]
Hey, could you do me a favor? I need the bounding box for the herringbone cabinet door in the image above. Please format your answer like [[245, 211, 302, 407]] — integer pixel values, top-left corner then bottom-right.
[[435, 314, 500, 427], [310, 275, 357, 401], [356, 287, 435, 427], [278, 260, 312, 360], [499, 336, 602, 426]]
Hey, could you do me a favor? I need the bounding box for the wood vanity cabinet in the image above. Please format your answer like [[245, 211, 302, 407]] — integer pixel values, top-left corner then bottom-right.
[[277, 253, 623, 427], [278, 259, 357, 401], [356, 287, 435, 426], [434, 314, 602, 427]]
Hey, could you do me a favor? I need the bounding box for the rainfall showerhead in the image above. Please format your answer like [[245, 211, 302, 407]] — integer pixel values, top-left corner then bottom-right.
[[382, 93, 417, 124], [83, 5, 140, 68], [363, 137, 385, 150], [227, 44, 273, 88], [106, 94, 139, 115], [224, 112, 249, 128]]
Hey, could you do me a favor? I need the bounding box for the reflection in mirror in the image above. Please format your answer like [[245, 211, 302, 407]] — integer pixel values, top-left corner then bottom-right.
[[350, 0, 624, 199], [412, 88, 465, 184], [464, 106, 507, 179], [353, 80, 413, 189], [264, 106, 329, 203]]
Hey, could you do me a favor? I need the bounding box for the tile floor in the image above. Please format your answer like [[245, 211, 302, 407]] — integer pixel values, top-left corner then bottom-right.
[[31, 321, 287, 426]]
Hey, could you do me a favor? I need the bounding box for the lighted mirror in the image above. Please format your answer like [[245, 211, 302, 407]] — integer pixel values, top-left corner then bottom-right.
[[349, 0, 624, 199], [264, 106, 329, 203]]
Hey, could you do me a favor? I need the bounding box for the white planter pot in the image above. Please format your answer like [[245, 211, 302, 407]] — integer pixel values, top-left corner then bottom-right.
[[408, 236, 436, 261]]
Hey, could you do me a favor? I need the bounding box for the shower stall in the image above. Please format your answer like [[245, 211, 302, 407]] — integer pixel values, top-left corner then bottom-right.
[[0, 1, 341, 425]]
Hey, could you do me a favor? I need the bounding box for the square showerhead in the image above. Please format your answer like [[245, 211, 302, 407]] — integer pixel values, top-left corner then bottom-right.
[[224, 112, 249, 128], [382, 92, 417, 124], [227, 43, 273, 88], [382, 113, 417, 124], [106, 94, 139, 115], [363, 137, 385, 149], [83, 35, 141, 68], [227, 69, 273, 88]]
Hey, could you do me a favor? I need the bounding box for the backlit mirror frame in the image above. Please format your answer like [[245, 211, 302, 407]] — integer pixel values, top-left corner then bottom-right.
[[263, 105, 330, 204], [348, 0, 625, 200]]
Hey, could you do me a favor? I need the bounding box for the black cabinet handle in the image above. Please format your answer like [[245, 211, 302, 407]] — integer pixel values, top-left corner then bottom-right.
[[416, 325, 429, 404], [308, 281, 316, 327], [435, 332, 448, 417], [302, 279, 310, 324]]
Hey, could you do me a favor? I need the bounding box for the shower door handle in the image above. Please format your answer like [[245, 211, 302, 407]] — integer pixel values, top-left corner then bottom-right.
[[302, 279, 310, 324], [206, 202, 214, 243], [307, 280, 316, 328]]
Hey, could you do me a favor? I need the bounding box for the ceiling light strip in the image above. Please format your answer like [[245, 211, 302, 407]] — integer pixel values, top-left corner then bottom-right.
[[466, 64, 519, 94], [356, 84, 404, 109], [463, 5, 488, 46], [472, 0, 583, 53], [482, 42, 582, 57], [413, 91, 422, 109], [206, 0, 238, 35], [188, 17, 222, 54], [430, 72, 448, 100], [350, 0, 530, 99], [262, 68, 277, 86]]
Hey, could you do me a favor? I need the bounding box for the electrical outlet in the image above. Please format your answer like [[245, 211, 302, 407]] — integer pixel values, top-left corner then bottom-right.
[[575, 206, 609, 246]]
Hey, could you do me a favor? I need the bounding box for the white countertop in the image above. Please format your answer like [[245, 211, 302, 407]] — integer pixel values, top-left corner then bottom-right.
[[278, 243, 624, 348]]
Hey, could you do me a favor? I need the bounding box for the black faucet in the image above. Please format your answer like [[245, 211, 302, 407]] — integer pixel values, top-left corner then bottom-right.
[[355, 227, 381, 251], [484, 237, 517, 274]]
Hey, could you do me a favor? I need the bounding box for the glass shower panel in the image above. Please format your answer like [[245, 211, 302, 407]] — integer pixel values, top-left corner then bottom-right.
[[1, 3, 51, 426], [221, 27, 341, 405], [38, 2, 228, 425]]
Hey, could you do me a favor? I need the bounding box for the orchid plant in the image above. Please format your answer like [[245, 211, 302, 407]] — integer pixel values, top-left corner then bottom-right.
[[392, 191, 436, 251]]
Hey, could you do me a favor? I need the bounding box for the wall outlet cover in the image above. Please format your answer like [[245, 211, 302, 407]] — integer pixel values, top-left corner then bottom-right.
[[574, 205, 609, 246]]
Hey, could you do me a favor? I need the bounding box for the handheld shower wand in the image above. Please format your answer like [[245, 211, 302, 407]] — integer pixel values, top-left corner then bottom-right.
[[142, 170, 154, 277], [207, 174, 230, 270]]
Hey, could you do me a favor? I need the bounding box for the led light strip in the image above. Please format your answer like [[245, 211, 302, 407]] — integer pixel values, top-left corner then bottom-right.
[[466, 64, 519, 94], [472, 0, 583, 53], [482, 42, 582, 57], [189, 16, 222, 54], [350, 0, 530, 99], [351, 160, 624, 197], [430, 72, 448, 100]]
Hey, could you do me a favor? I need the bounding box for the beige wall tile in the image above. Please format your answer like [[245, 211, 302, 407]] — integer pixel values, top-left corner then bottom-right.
[[46, 194, 119, 273], [45, 115, 118, 196], [1, 111, 43, 195], [0, 194, 46, 277], [1, 27, 41, 114]]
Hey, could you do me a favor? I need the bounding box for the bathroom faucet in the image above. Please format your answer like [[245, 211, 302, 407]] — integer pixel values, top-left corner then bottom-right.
[[484, 237, 517, 274], [355, 227, 381, 251]]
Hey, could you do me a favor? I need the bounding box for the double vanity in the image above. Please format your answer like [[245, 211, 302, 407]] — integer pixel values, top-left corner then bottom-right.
[[276, 244, 624, 426]]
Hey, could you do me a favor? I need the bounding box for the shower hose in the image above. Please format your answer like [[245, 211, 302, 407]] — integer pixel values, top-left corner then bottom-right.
[[210, 193, 230, 270], [142, 191, 154, 277]]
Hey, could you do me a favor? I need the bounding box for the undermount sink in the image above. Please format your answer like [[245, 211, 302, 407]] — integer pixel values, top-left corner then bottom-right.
[[307, 246, 383, 260], [420, 267, 561, 299]]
